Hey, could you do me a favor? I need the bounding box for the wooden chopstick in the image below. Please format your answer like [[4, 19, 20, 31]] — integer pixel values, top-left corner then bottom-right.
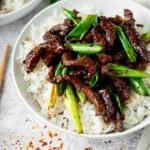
[[0, 45, 10, 91]]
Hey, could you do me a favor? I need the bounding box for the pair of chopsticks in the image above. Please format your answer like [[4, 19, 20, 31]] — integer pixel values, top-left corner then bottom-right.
[[0, 45, 10, 92]]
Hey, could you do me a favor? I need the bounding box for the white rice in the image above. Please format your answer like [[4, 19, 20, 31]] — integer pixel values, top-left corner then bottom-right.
[[16, 7, 150, 134], [0, 0, 32, 14]]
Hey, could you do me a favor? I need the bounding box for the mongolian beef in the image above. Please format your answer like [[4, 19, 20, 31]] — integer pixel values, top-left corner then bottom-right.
[[23, 8, 150, 133]]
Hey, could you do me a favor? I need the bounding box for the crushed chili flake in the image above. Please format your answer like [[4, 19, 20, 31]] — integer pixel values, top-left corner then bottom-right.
[[59, 142, 64, 149], [85, 147, 92, 150], [41, 141, 48, 147], [57, 138, 62, 141], [53, 147, 60, 150], [24, 141, 34, 150], [49, 140, 53, 144], [48, 131, 53, 138], [34, 147, 41, 150], [29, 141, 33, 147], [39, 138, 44, 143], [53, 132, 58, 137]]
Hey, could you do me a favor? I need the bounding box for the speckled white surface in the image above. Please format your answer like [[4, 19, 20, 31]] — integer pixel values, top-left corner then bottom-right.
[[0, 0, 150, 149]]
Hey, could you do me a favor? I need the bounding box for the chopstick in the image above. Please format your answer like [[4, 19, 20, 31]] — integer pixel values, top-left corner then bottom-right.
[[0, 45, 10, 91]]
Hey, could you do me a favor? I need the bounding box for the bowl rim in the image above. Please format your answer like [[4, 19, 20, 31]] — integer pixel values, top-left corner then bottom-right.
[[0, 0, 41, 18], [12, 0, 150, 139]]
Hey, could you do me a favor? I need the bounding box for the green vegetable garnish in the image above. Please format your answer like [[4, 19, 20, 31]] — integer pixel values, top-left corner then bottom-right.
[[115, 25, 137, 62], [67, 43, 103, 54], [89, 72, 100, 88], [63, 8, 79, 25], [108, 63, 150, 78], [129, 78, 149, 96], [65, 85, 83, 133], [76, 89, 86, 104], [68, 15, 98, 39], [109, 89, 125, 115]]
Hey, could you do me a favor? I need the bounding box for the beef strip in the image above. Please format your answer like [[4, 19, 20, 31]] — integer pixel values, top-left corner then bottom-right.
[[40, 40, 65, 55], [42, 29, 66, 55], [97, 52, 112, 64], [112, 51, 126, 62], [43, 31, 61, 42], [121, 9, 149, 61], [41, 52, 57, 67], [100, 16, 116, 47], [49, 75, 105, 115], [23, 46, 41, 73], [100, 89, 116, 122], [109, 15, 123, 25], [47, 66, 55, 80], [91, 28, 107, 47], [110, 77, 130, 101], [136, 56, 147, 71], [24, 31, 65, 73], [124, 9, 135, 26], [114, 112, 124, 132], [84, 31, 93, 43], [61, 52, 96, 79], [85, 27, 107, 48], [24, 31, 64, 73], [101, 65, 109, 77], [43, 19, 74, 40], [122, 23, 149, 61]]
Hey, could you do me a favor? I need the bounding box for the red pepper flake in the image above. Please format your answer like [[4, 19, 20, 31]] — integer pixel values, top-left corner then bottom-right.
[[53, 147, 59, 150], [49, 140, 53, 144], [24, 141, 34, 150], [34, 147, 41, 150], [16, 140, 20, 143], [48, 130, 53, 138], [28, 141, 33, 148], [41, 141, 48, 147], [53, 132, 58, 137], [57, 138, 62, 141], [39, 138, 44, 143], [59, 142, 64, 149], [85, 147, 92, 150]]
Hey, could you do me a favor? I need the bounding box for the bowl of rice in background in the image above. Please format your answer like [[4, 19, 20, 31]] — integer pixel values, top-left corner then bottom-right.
[[12, 0, 150, 139], [0, 0, 41, 25]]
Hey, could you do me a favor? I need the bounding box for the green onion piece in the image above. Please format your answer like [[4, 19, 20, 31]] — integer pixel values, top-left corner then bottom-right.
[[48, 84, 58, 109], [93, 15, 98, 26], [76, 89, 86, 104], [68, 15, 97, 39], [58, 67, 68, 95], [63, 8, 79, 25], [61, 67, 68, 75], [129, 78, 149, 96], [55, 62, 64, 76], [65, 85, 83, 133], [89, 72, 100, 88], [141, 31, 150, 45], [108, 63, 150, 78], [115, 25, 137, 62], [67, 43, 103, 54], [115, 94, 126, 116], [109, 88, 125, 115], [69, 70, 75, 75]]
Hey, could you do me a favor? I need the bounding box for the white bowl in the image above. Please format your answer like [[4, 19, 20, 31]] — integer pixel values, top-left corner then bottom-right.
[[12, 0, 150, 139], [0, 0, 41, 26]]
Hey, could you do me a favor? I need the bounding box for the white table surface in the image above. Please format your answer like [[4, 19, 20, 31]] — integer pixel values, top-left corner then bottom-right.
[[0, 0, 149, 150]]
